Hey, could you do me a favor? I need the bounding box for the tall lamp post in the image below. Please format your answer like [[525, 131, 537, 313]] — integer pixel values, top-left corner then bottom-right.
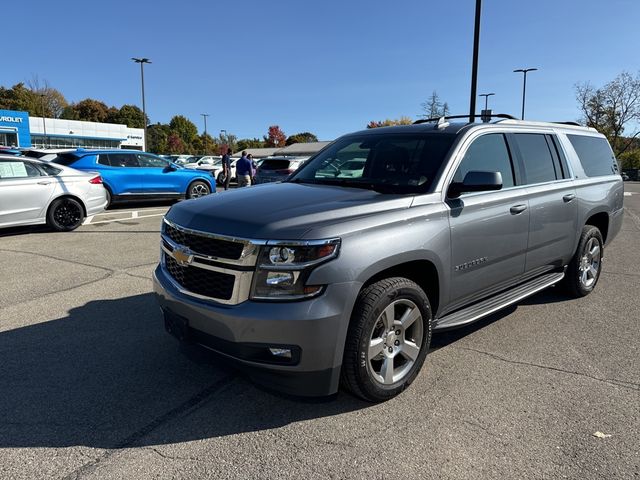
[[200, 113, 209, 155], [513, 67, 537, 120], [468, 0, 482, 122], [479, 92, 495, 111], [132, 57, 151, 149], [39, 93, 48, 148]]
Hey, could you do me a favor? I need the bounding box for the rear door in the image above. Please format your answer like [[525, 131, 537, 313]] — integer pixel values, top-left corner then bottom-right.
[[102, 153, 144, 195], [446, 133, 530, 309], [0, 159, 55, 226], [136, 153, 182, 194], [511, 133, 578, 273]]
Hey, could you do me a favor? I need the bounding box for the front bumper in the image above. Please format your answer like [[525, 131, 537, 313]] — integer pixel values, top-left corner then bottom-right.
[[153, 264, 360, 396]]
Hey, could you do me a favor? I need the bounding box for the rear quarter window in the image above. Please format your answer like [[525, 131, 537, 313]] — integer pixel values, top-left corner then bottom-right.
[[51, 153, 80, 166], [567, 135, 618, 177]]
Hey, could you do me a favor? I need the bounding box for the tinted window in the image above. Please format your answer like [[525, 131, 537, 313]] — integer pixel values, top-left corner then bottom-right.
[[260, 159, 291, 170], [98, 154, 111, 166], [454, 134, 514, 188], [137, 154, 168, 168], [109, 153, 139, 168], [52, 153, 80, 166], [292, 133, 456, 193], [514, 133, 557, 184], [567, 134, 617, 177], [39, 163, 62, 176], [547, 135, 570, 179], [0, 160, 42, 179]]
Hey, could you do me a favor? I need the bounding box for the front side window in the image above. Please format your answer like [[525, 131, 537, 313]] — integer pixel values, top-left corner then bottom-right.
[[137, 154, 168, 168], [290, 133, 456, 193], [514, 133, 558, 184], [0, 160, 42, 179], [453, 134, 515, 188], [567, 134, 618, 177]]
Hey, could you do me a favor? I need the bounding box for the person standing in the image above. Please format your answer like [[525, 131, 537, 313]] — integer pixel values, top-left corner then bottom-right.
[[222, 148, 232, 190], [236, 151, 252, 187], [248, 154, 258, 185]]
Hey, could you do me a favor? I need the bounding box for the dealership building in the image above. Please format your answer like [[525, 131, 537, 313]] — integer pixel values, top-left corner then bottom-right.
[[0, 109, 145, 150]]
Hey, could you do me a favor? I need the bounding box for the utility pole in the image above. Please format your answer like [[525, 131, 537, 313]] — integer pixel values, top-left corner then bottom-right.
[[200, 113, 209, 155], [513, 67, 537, 120], [132, 57, 151, 150], [39, 93, 48, 148], [468, 0, 482, 123]]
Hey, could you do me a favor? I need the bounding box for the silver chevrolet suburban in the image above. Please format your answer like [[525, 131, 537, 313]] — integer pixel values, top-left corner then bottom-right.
[[153, 116, 624, 402]]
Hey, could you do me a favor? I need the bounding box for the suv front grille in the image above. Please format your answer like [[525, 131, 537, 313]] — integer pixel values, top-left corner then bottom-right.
[[165, 255, 235, 300], [164, 223, 244, 260]]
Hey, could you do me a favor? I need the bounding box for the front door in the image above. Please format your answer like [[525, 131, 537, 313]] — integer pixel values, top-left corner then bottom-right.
[[0, 159, 55, 226], [446, 133, 529, 311], [136, 153, 182, 194]]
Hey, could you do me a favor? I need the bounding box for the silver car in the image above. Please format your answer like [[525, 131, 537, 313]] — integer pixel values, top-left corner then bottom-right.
[[0, 155, 107, 231], [154, 118, 623, 401]]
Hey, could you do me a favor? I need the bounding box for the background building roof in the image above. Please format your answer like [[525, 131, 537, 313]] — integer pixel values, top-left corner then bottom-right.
[[231, 147, 280, 158], [275, 141, 332, 156]]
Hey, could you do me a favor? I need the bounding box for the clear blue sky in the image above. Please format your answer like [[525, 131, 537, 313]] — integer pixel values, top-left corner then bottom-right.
[[4, 0, 639, 140]]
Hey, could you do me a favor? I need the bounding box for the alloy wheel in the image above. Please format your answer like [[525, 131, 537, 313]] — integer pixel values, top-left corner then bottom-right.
[[190, 183, 210, 198], [367, 299, 424, 385], [579, 237, 601, 288], [53, 200, 82, 229]]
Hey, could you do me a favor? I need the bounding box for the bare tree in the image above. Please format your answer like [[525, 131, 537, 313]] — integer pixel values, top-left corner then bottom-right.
[[421, 91, 450, 118], [576, 71, 640, 157], [26, 75, 68, 118]]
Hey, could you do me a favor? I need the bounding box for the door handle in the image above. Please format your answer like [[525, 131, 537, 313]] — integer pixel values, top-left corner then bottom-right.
[[510, 204, 527, 215], [563, 193, 576, 202], [37, 181, 52, 185]]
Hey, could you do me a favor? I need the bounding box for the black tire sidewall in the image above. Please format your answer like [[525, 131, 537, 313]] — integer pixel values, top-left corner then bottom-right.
[[351, 279, 432, 401], [47, 198, 84, 232], [216, 173, 225, 186]]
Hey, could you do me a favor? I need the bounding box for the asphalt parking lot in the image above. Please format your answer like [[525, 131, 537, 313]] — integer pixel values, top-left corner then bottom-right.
[[1, 186, 638, 480]]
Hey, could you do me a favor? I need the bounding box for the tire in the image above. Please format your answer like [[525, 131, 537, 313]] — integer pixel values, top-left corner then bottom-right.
[[341, 277, 432, 402], [187, 180, 211, 199], [47, 197, 85, 232], [104, 187, 112, 209], [563, 225, 604, 298], [216, 172, 226, 186]]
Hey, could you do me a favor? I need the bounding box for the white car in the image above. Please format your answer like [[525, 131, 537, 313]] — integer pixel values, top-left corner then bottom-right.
[[183, 156, 222, 170], [0, 155, 108, 231], [22, 148, 75, 162]]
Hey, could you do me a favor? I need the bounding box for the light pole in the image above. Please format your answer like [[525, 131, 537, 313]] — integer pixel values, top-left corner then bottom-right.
[[479, 92, 495, 111], [132, 57, 151, 149], [39, 93, 48, 148], [468, 0, 482, 122], [513, 67, 537, 120], [200, 113, 209, 155]]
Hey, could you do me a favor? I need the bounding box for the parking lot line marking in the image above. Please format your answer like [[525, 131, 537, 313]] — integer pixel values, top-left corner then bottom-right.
[[83, 216, 94, 225], [86, 213, 166, 225], [131, 211, 139, 219], [91, 208, 169, 217], [624, 192, 635, 196]]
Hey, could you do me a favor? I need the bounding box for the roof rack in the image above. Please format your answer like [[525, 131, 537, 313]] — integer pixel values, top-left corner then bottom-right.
[[552, 121, 581, 126], [413, 113, 517, 125]]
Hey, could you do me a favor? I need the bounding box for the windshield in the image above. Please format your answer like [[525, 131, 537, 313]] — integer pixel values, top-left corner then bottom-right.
[[288, 133, 456, 193]]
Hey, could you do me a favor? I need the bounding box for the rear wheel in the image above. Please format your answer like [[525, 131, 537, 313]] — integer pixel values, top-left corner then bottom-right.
[[187, 181, 211, 199], [564, 225, 604, 297], [104, 187, 112, 209], [341, 277, 432, 402], [47, 197, 84, 232], [216, 172, 226, 186]]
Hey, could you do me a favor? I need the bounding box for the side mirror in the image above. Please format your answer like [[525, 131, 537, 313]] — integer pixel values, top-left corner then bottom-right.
[[164, 163, 177, 172], [448, 170, 502, 198]]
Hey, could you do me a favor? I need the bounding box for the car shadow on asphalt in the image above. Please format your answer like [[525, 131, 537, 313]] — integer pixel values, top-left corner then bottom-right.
[[0, 287, 565, 449]]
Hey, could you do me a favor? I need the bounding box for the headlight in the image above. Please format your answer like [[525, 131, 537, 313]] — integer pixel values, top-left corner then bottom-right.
[[251, 239, 340, 300]]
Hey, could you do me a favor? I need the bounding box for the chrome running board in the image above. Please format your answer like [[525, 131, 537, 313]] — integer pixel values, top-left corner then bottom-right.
[[434, 271, 565, 331]]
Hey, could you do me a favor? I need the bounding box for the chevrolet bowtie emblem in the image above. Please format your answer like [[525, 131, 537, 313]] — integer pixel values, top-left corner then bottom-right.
[[173, 246, 194, 266]]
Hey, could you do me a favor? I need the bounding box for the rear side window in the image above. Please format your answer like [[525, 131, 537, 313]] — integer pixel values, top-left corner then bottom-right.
[[567, 135, 617, 177], [260, 159, 291, 170], [98, 155, 111, 166], [52, 153, 80, 166], [39, 163, 62, 176], [109, 153, 139, 167], [514, 133, 557, 184], [454, 133, 515, 188]]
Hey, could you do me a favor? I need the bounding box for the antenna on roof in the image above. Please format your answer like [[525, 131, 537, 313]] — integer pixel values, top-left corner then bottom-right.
[[436, 117, 450, 129]]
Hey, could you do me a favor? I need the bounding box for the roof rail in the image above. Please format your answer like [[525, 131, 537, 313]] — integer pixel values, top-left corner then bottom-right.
[[413, 113, 517, 125], [552, 121, 582, 126]]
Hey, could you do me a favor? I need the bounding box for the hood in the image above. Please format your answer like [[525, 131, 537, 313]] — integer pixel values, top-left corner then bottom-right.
[[165, 182, 413, 239]]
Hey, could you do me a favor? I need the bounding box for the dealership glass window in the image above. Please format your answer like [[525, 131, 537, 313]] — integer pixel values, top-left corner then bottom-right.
[[30, 135, 121, 150]]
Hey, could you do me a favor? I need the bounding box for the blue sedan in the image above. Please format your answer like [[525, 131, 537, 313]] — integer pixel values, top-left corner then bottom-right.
[[52, 149, 214, 207]]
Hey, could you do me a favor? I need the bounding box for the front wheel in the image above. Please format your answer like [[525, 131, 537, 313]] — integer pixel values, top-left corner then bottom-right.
[[47, 197, 84, 232], [187, 180, 211, 199], [341, 277, 432, 402], [563, 225, 604, 297], [216, 172, 226, 186]]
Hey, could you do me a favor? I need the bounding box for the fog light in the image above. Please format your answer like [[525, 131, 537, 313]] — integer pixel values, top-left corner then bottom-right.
[[266, 271, 295, 286], [268, 347, 292, 359]]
